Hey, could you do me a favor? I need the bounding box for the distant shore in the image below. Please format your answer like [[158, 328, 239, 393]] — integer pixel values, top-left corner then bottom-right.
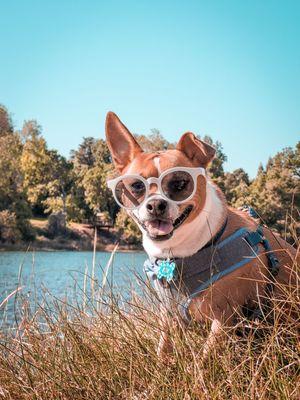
[[0, 219, 143, 252], [0, 243, 143, 252]]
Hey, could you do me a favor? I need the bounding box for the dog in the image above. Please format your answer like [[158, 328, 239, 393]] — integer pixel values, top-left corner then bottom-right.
[[105, 111, 297, 358]]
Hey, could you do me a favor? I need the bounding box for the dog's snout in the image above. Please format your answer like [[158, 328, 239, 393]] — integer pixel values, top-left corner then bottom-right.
[[146, 199, 168, 216]]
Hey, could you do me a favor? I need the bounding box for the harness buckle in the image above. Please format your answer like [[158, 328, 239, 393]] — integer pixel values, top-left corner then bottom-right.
[[245, 230, 263, 247], [261, 238, 280, 277]]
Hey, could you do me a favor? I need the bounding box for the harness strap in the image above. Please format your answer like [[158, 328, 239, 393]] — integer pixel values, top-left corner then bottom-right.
[[145, 222, 280, 324], [240, 207, 280, 279], [255, 228, 280, 319], [202, 217, 228, 249]]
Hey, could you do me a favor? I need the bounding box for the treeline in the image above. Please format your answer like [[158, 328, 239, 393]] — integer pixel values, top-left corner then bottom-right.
[[0, 104, 299, 245]]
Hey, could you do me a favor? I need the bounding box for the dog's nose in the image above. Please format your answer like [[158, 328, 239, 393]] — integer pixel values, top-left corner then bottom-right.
[[146, 199, 168, 216]]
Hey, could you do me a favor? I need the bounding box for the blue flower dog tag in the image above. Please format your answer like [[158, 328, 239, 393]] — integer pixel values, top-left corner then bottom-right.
[[157, 260, 176, 282]]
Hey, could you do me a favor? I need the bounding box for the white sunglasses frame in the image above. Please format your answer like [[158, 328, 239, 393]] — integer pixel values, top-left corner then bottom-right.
[[107, 166, 206, 210]]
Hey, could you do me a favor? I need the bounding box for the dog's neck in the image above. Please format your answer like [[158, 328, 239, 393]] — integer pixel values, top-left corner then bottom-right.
[[142, 180, 227, 259]]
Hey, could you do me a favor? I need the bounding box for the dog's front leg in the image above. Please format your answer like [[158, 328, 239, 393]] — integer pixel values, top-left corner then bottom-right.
[[156, 306, 184, 360], [203, 311, 235, 359], [156, 306, 174, 358], [157, 327, 172, 357], [190, 298, 234, 359], [202, 318, 224, 358]]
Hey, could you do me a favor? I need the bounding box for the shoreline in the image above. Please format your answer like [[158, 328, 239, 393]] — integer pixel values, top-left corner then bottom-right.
[[0, 221, 143, 253], [0, 242, 143, 252]]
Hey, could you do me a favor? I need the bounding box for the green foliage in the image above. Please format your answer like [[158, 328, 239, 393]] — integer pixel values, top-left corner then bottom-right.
[[82, 163, 115, 214], [223, 168, 250, 206], [20, 121, 53, 210], [21, 122, 65, 213], [245, 144, 299, 238], [42, 151, 73, 215], [47, 212, 67, 238], [0, 120, 33, 241], [135, 129, 174, 151], [42, 194, 78, 221], [199, 135, 228, 191], [202, 135, 227, 180], [71, 137, 118, 221], [0, 103, 298, 245], [0, 104, 13, 136], [0, 132, 23, 208], [0, 211, 21, 243], [223, 144, 300, 240], [115, 208, 142, 244], [20, 121, 74, 218]]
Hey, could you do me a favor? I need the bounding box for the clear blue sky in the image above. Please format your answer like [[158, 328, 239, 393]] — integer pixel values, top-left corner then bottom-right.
[[1, 0, 299, 177]]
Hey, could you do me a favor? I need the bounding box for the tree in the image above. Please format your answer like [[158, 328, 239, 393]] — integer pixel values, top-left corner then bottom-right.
[[0, 211, 21, 243], [71, 138, 118, 221], [192, 135, 228, 192], [202, 136, 227, 180], [0, 115, 33, 241], [134, 130, 226, 184], [82, 162, 116, 217], [20, 120, 53, 214], [0, 104, 13, 137], [70, 137, 97, 170], [241, 144, 299, 240], [219, 143, 299, 241], [0, 133, 23, 210], [21, 120, 74, 218], [115, 208, 142, 244], [135, 129, 174, 152], [42, 151, 74, 215], [1, 102, 297, 246], [223, 168, 250, 207]]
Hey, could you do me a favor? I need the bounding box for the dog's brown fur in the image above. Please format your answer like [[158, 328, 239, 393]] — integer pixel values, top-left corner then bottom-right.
[[105, 111, 298, 358], [156, 208, 297, 357]]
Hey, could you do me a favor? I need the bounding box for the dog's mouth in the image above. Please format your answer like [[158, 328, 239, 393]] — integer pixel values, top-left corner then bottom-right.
[[142, 205, 193, 241]]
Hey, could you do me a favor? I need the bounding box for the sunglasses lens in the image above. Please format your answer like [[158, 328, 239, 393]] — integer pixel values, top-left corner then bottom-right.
[[161, 171, 194, 202], [115, 177, 146, 209]]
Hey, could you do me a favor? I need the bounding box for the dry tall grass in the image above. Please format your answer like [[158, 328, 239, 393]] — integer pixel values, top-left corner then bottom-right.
[[0, 242, 299, 399]]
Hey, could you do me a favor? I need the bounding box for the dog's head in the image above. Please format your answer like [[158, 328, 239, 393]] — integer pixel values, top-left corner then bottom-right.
[[105, 112, 216, 244]]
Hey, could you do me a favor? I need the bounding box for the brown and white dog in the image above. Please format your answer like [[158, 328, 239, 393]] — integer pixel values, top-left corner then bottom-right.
[[105, 111, 297, 357]]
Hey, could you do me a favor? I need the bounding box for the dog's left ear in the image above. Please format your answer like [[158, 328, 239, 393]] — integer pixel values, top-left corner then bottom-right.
[[105, 112, 143, 172], [176, 132, 216, 167]]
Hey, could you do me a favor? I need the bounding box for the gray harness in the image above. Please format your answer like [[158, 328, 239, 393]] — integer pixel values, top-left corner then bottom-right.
[[144, 224, 279, 323]]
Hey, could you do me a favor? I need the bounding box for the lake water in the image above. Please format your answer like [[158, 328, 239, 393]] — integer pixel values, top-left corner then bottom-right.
[[0, 251, 147, 327]]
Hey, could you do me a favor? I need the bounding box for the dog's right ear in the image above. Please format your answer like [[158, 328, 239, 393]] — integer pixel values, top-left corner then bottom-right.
[[105, 112, 143, 172], [176, 132, 216, 167]]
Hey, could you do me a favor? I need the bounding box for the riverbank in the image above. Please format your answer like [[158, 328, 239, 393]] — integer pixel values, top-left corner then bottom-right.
[[0, 219, 143, 252]]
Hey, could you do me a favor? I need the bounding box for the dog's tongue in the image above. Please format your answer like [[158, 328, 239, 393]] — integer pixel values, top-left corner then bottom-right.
[[144, 219, 173, 236]]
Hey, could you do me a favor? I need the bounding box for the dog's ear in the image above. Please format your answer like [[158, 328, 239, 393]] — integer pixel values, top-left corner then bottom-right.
[[176, 132, 216, 167], [105, 112, 143, 172]]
